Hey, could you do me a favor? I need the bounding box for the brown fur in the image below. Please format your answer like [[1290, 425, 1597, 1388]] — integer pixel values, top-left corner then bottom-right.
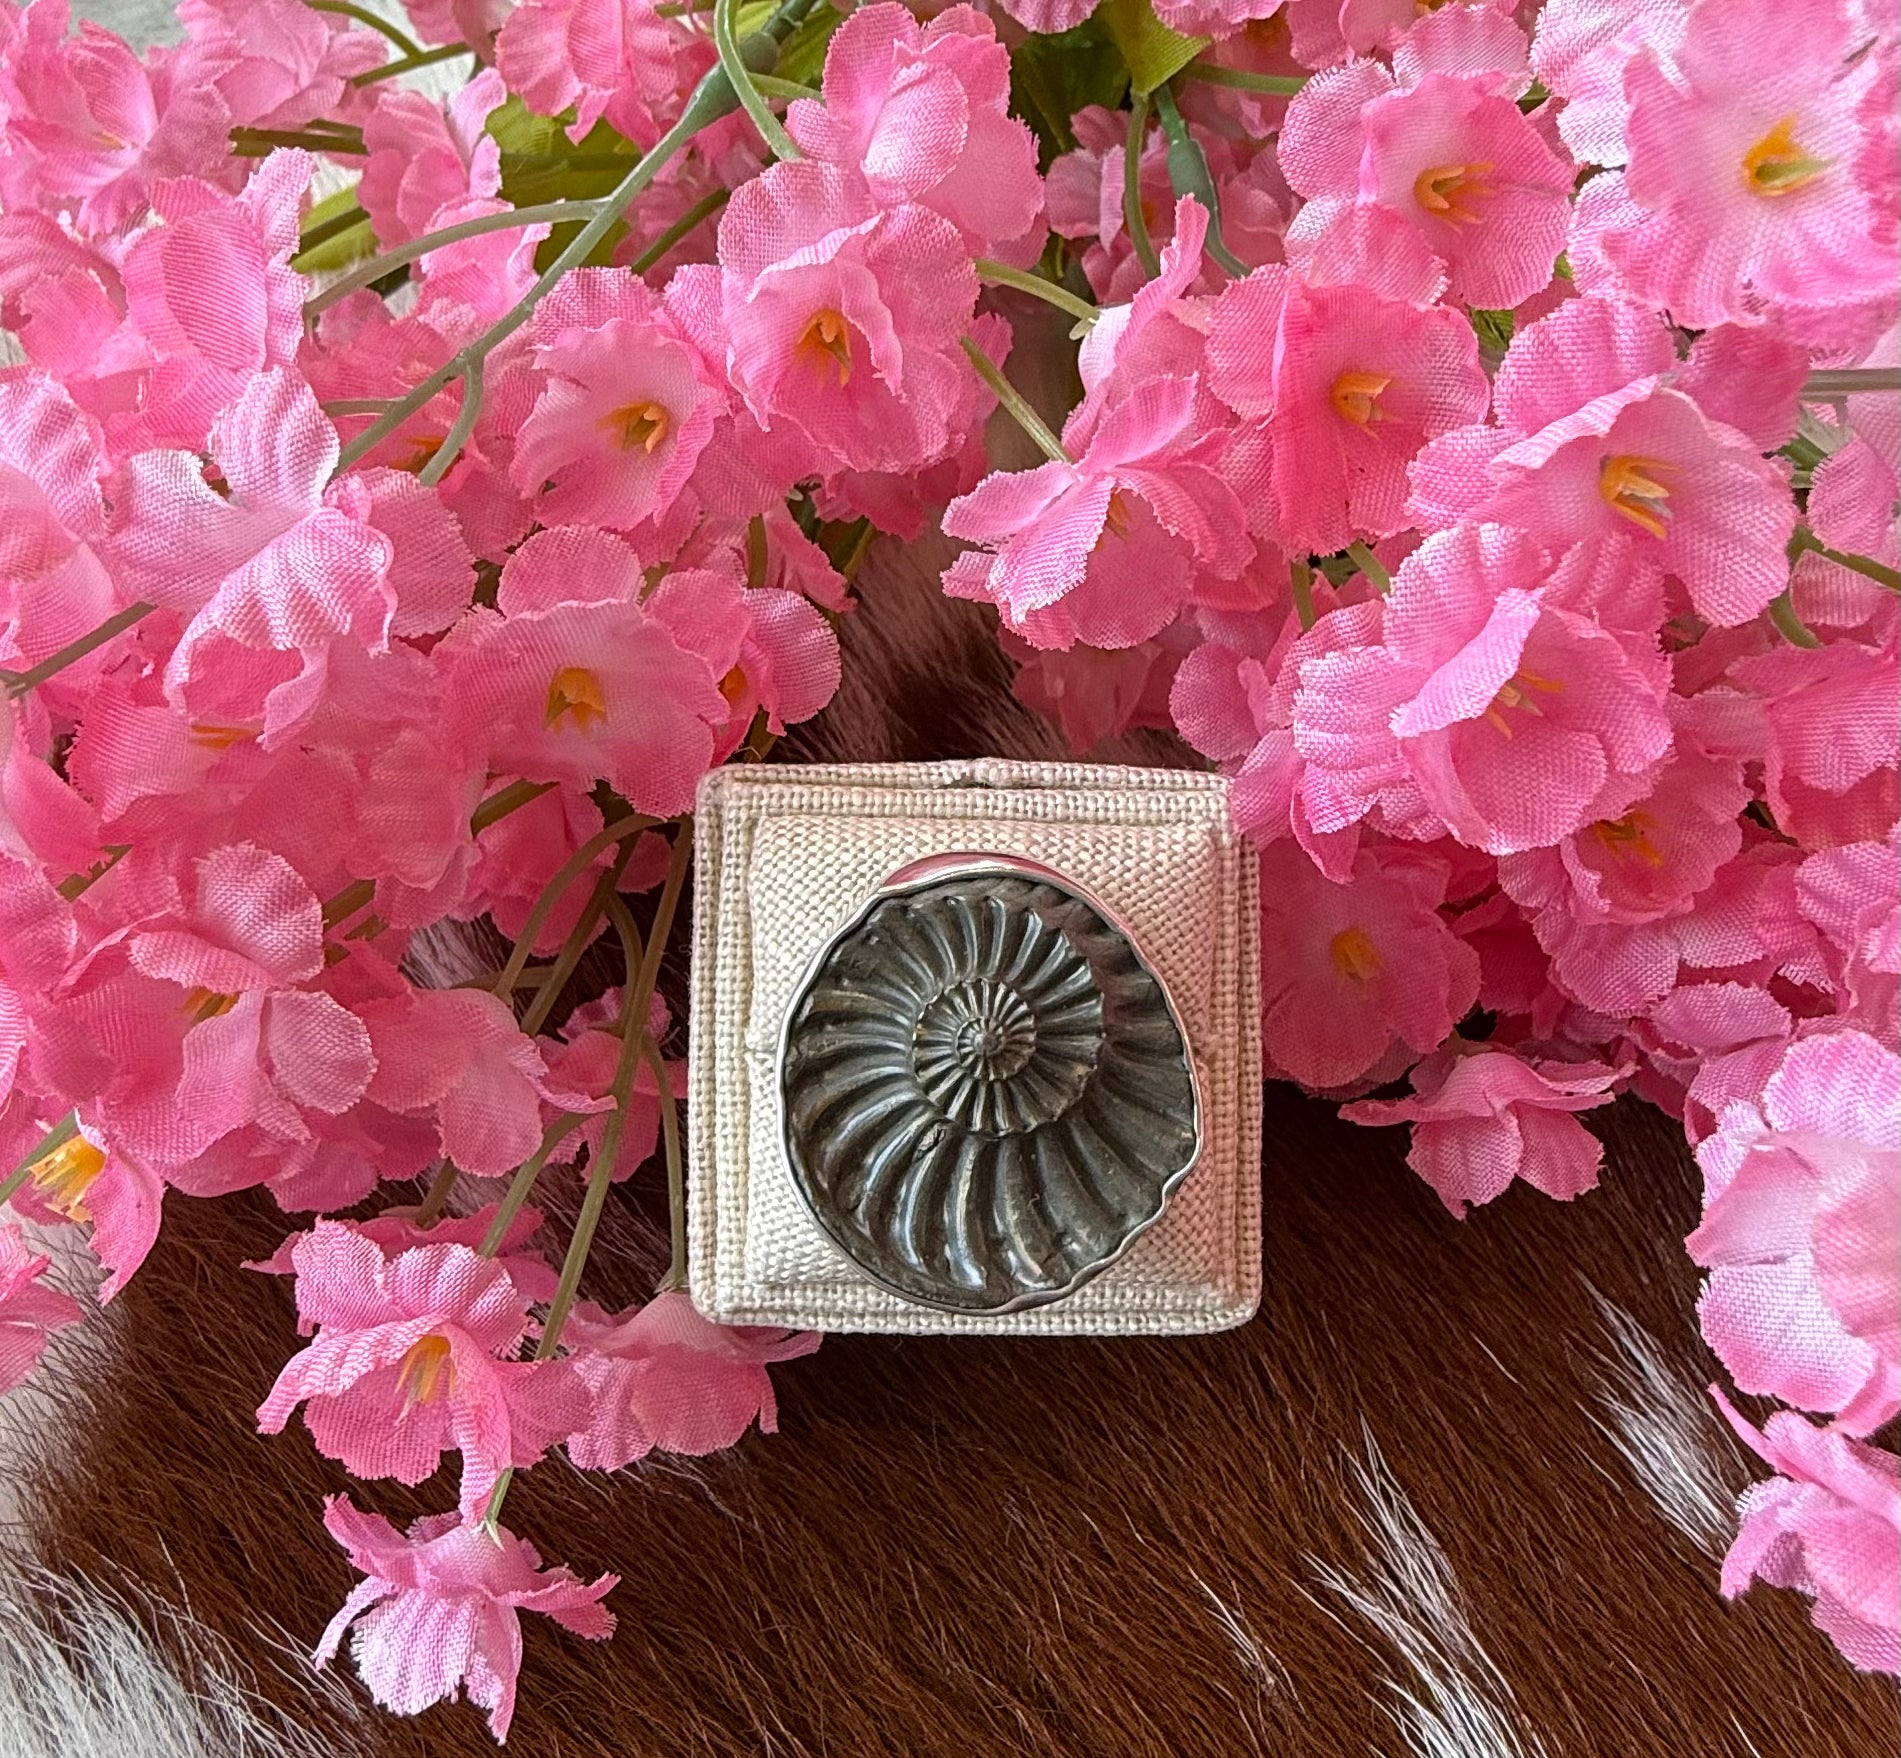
[[14, 531, 1895, 1757]]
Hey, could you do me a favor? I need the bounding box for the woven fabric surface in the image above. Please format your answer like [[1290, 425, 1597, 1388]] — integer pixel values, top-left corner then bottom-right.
[[687, 759, 1262, 1333]]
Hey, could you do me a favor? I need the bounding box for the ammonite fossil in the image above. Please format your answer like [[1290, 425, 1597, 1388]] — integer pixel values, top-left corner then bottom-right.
[[778, 855, 1201, 1314]]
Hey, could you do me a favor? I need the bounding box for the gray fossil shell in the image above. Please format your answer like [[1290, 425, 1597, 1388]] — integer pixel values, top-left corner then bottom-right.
[[778, 860, 1200, 1313]]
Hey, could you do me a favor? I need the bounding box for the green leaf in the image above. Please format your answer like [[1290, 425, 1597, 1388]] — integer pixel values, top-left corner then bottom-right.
[[485, 93, 564, 157], [488, 97, 641, 209], [1009, 15, 1129, 166], [772, 1, 843, 89], [292, 183, 374, 273], [1470, 307, 1514, 352], [1097, 0, 1207, 95]]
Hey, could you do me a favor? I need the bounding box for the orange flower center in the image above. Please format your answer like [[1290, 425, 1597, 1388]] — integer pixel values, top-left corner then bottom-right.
[[718, 664, 750, 706], [181, 987, 239, 1023], [599, 400, 671, 454], [1329, 926, 1384, 984], [188, 723, 254, 751], [1412, 162, 1494, 225], [1331, 370, 1393, 426], [1481, 668, 1564, 739], [1742, 116, 1828, 197], [30, 1136, 107, 1221], [545, 665, 607, 733], [1589, 810, 1665, 867], [796, 309, 853, 386], [395, 1333, 455, 1409], [393, 433, 444, 475], [1599, 453, 1676, 540]]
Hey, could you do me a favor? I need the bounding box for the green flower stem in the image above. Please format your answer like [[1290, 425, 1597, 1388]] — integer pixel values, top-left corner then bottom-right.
[[416, 355, 482, 485], [232, 126, 367, 155], [1153, 80, 1248, 278], [1123, 92, 1160, 280], [1289, 559, 1316, 632], [306, 0, 422, 55], [1179, 61, 1306, 96], [618, 823, 692, 1071], [308, 200, 608, 318], [974, 258, 1099, 330], [412, 1158, 460, 1227], [320, 878, 376, 929], [329, 0, 822, 477], [471, 778, 556, 835], [646, 1033, 687, 1293], [715, 0, 800, 161], [0, 1115, 76, 1211], [516, 836, 637, 1037], [2, 602, 155, 699], [1768, 589, 1823, 648], [320, 780, 554, 943], [1792, 526, 1901, 592], [625, 186, 730, 275], [527, 838, 690, 1362], [1345, 540, 1391, 596], [749, 72, 819, 100], [491, 813, 655, 1001], [478, 1114, 589, 1257], [295, 205, 373, 262], [350, 41, 472, 86], [1801, 368, 1901, 398], [961, 336, 1071, 465]]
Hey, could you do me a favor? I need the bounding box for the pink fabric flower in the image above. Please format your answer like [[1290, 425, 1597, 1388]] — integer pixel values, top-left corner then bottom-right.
[[1689, 1031, 1900, 1435], [1409, 296, 1798, 627], [713, 160, 978, 478], [1257, 839, 1480, 1090], [513, 269, 725, 535], [495, 0, 686, 146], [1294, 524, 1674, 856], [0, 0, 232, 234], [1281, 63, 1573, 309], [358, 67, 504, 249], [943, 373, 1250, 650], [112, 368, 395, 747], [8, 1122, 166, 1300], [1529, 0, 1685, 168], [1343, 1045, 1624, 1214], [252, 1203, 559, 1316], [1797, 839, 1899, 1045], [565, 1291, 819, 1469], [362, 986, 605, 1180], [315, 1496, 616, 1741], [785, 4, 1043, 263], [1715, 1396, 1900, 1676], [124, 842, 376, 1172], [1592, 0, 1896, 346], [0, 372, 116, 695], [259, 1221, 590, 1509], [1730, 635, 1900, 850], [645, 563, 841, 753], [0, 1221, 81, 1393], [177, 0, 381, 133], [1207, 223, 1488, 555], [437, 526, 727, 818]]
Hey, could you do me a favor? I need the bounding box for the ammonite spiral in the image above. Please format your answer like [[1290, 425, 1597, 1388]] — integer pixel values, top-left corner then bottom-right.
[[778, 856, 1201, 1313]]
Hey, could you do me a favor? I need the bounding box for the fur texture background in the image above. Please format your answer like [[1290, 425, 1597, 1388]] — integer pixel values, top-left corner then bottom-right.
[[3, 532, 1895, 1758]]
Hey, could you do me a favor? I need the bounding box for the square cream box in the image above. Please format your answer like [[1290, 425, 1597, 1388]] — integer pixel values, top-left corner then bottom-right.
[[686, 760, 1263, 1336]]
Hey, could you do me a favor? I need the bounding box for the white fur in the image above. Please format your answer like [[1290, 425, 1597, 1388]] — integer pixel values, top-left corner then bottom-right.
[[1583, 1288, 1740, 1558], [1309, 1428, 1549, 1758]]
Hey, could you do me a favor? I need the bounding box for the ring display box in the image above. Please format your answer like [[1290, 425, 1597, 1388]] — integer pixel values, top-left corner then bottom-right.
[[686, 760, 1263, 1336]]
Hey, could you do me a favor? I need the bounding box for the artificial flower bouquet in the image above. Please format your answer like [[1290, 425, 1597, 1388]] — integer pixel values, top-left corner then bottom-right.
[[0, 0, 1896, 1735]]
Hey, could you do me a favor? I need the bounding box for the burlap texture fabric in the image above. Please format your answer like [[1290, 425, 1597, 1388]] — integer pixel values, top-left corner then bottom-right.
[[687, 759, 1263, 1334]]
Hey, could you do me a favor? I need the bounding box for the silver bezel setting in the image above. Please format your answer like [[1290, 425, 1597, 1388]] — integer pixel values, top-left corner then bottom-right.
[[775, 851, 1207, 1316]]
